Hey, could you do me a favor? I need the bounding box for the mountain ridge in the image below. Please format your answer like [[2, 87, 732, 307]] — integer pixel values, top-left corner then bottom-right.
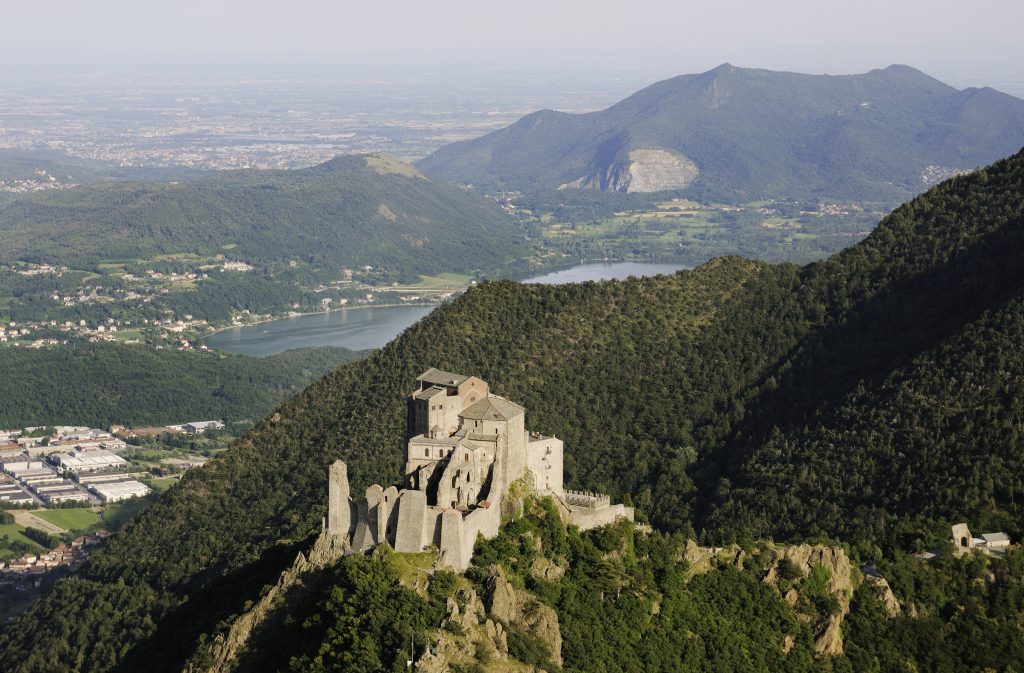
[[418, 64, 1024, 201], [0, 153, 528, 281]]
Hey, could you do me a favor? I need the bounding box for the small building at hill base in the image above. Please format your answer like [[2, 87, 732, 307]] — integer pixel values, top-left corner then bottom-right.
[[326, 368, 633, 569]]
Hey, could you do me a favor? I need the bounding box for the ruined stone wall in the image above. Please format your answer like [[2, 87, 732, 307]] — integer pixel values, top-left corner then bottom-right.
[[327, 460, 353, 538], [437, 450, 492, 509], [441, 509, 469, 569], [464, 501, 501, 547], [394, 488, 429, 552]]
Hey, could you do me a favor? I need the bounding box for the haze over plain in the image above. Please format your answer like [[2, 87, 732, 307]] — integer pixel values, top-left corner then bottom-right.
[[2, 0, 1022, 90]]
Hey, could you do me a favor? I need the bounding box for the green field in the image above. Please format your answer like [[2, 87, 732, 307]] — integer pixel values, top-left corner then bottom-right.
[[100, 498, 150, 529], [34, 508, 102, 532], [0, 523, 45, 561], [534, 199, 884, 265], [147, 476, 180, 492], [389, 272, 475, 294], [111, 328, 145, 342]]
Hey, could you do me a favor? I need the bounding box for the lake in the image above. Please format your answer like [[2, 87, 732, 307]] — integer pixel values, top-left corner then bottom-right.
[[207, 261, 689, 356], [520, 261, 688, 284]]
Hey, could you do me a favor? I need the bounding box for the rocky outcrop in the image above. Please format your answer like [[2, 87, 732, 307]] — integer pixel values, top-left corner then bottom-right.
[[417, 582, 532, 673], [182, 531, 346, 673], [864, 573, 902, 617], [530, 555, 566, 582], [482, 566, 563, 667], [815, 613, 844, 657], [560, 149, 699, 193], [683, 541, 854, 657], [763, 545, 853, 656]]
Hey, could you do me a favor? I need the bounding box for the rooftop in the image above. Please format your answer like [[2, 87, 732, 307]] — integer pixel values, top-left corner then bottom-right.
[[460, 395, 524, 421], [413, 386, 447, 400], [417, 367, 470, 387]]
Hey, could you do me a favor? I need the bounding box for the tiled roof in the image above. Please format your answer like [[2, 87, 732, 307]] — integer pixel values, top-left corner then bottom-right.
[[417, 367, 469, 387], [460, 395, 524, 421]]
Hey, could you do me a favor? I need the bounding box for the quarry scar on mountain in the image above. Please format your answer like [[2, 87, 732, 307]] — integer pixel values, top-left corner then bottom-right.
[[326, 367, 634, 569]]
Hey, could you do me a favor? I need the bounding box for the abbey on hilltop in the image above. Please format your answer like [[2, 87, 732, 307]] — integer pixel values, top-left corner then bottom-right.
[[326, 368, 633, 569]]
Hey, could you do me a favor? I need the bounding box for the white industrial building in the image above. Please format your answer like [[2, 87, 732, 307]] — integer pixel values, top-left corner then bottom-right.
[[49, 449, 128, 473], [183, 420, 225, 434], [86, 479, 151, 503]]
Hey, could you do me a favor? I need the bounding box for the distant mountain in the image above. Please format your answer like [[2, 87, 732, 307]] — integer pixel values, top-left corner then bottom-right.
[[418, 64, 1024, 201], [0, 153, 528, 280], [5, 150, 1024, 672]]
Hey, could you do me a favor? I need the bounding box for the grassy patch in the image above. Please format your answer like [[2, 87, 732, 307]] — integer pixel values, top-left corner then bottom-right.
[[147, 476, 180, 492], [112, 329, 145, 342], [153, 253, 207, 263], [394, 273, 474, 292], [35, 508, 103, 532], [0, 523, 45, 561], [388, 549, 438, 591]]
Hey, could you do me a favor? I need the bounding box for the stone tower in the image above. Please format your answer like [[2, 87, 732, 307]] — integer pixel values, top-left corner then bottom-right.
[[327, 460, 352, 539]]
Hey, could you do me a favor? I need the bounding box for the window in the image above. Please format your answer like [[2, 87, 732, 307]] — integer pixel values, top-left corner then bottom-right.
[[424, 448, 430, 458], [464, 453, 469, 461]]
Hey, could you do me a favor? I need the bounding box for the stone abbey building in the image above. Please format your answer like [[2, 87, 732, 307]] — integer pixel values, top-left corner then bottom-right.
[[327, 368, 633, 569]]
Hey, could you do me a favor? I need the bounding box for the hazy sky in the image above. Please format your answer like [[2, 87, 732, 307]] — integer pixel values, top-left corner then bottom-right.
[[4, 0, 1022, 79]]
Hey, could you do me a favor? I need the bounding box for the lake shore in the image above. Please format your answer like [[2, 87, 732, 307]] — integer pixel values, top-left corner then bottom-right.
[[207, 261, 692, 356], [202, 301, 439, 340]]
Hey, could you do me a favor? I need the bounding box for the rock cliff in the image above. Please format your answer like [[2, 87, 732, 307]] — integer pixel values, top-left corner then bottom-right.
[[560, 149, 699, 193], [181, 532, 346, 673], [415, 566, 563, 673], [684, 540, 855, 656]]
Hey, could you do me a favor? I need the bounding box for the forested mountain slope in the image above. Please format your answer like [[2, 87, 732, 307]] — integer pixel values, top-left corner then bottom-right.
[[0, 344, 364, 428], [0, 154, 528, 279], [3, 150, 1024, 672], [418, 64, 1024, 202]]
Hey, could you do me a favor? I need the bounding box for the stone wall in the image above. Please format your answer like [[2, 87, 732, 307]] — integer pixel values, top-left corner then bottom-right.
[[526, 436, 563, 494], [394, 488, 428, 553], [567, 503, 635, 531]]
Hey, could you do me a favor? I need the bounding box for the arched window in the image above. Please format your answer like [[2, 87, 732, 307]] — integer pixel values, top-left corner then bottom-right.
[[464, 453, 469, 461], [961, 536, 969, 547], [424, 448, 430, 458]]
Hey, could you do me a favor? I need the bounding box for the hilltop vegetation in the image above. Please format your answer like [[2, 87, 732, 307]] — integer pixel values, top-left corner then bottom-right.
[[0, 343, 363, 428], [419, 64, 1024, 203], [3, 150, 1024, 670], [0, 154, 529, 282]]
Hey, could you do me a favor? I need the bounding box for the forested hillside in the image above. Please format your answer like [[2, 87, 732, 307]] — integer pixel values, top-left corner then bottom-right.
[[3, 150, 1024, 671], [197, 499, 1024, 673], [0, 343, 363, 428], [419, 64, 1024, 202], [0, 154, 528, 281]]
